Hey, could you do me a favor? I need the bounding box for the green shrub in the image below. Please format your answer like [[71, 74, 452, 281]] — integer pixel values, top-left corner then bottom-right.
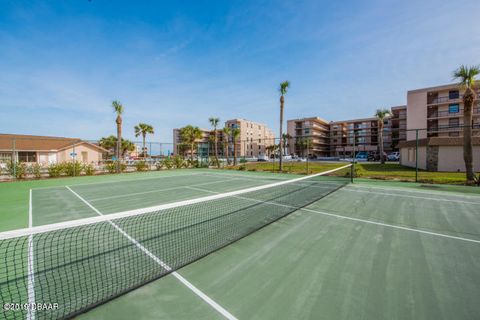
[[155, 161, 164, 170], [104, 161, 126, 174], [162, 158, 174, 169], [83, 163, 95, 176], [7, 161, 27, 179], [135, 161, 148, 172], [239, 158, 247, 164], [173, 156, 185, 169], [238, 164, 246, 171], [47, 163, 64, 178], [64, 161, 83, 177], [29, 163, 43, 179]]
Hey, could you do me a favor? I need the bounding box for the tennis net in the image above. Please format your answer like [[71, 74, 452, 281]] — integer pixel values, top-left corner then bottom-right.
[[0, 165, 352, 319]]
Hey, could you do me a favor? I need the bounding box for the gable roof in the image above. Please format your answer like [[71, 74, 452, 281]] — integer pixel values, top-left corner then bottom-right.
[[0, 134, 108, 152]]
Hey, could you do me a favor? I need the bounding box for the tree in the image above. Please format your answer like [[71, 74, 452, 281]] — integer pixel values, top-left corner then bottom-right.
[[453, 65, 479, 184], [375, 108, 391, 164], [232, 128, 241, 165], [295, 137, 312, 157], [222, 126, 232, 165], [134, 123, 154, 158], [99, 136, 136, 157], [266, 145, 275, 158], [179, 125, 203, 163], [209, 117, 220, 168], [282, 133, 292, 156], [278, 81, 290, 171], [111, 100, 124, 172]]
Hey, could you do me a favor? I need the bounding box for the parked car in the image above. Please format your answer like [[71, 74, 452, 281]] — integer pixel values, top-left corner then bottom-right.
[[367, 151, 387, 162], [387, 152, 400, 161], [355, 152, 368, 161]]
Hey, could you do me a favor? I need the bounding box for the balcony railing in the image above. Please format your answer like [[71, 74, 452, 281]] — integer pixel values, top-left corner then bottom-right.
[[428, 107, 480, 118], [427, 91, 480, 105]]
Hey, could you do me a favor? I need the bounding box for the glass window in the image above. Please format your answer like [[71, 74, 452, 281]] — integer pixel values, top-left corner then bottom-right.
[[448, 104, 459, 113], [0, 152, 12, 163], [449, 90, 459, 99], [18, 152, 37, 163]]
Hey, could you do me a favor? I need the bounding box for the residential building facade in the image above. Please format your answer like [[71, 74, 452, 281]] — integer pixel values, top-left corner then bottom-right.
[[287, 117, 330, 157], [399, 84, 480, 171]]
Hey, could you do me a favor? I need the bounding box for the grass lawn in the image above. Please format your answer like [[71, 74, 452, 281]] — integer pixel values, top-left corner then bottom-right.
[[227, 161, 476, 185]]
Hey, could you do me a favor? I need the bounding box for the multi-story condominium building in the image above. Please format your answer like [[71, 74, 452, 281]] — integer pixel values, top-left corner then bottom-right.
[[286, 117, 330, 157], [173, 119, 275, 159], [288, 107, 407, 158], [399, 83, 480, 171], [225, 119, 275, 158]]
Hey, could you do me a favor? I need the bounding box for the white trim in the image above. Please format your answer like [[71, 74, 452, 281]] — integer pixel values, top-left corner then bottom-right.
[[27, 189, 36, 320], [344, 188, 480, 205], [189, 186, 480, 244], [65, 186, 238, 320], [0, 164, 351, 240]]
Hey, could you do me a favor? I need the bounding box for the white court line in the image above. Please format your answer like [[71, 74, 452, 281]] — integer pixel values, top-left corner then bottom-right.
[[31, 171, 206, 190], [27, 189, 36, 320], [89, 177, 246, 202], [350, 184, 480, 200], [187, 186, 480, 245], [65, 186, 238, 320], [343, 187, 480, 205]]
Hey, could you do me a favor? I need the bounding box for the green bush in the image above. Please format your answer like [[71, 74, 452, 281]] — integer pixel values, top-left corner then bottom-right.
[[104, 161, 126, 174], [64, 161, 83, 177], [7, 161, 27, 179], [83, 163, 95, 176], [238, 164, 246, 171], [239, 158, 247, 164], [162, 158, 174, 170], [47, 163, 64, 178], [155, 161, 164, 170], [135, 161, 148, 172], [173, 156, 185, 169], [29, 163, 43, 179]]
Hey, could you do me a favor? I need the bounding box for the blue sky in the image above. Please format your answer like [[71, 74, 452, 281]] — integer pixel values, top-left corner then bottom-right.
[[1, 0, 479, 142]]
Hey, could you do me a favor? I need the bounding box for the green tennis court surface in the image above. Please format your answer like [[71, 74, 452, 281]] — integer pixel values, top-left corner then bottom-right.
[[1, 168, 480, 320]]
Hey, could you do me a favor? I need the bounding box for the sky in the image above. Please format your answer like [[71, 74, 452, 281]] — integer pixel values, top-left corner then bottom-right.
[[0, 0, 479, 143]]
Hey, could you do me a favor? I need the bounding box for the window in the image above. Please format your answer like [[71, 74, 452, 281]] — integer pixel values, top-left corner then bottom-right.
[[0, 152, 12, 163], [448, 104, 459, 113], [18, 152, 37, 163], [304, 129, 310, 135], [449, 90, 459, 99], [449, 118, 460, 128]]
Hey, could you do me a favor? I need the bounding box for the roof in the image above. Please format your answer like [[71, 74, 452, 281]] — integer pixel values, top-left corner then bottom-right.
[[398, 137, 480, 148], [287, 117, 330, 125], [0, 134, 108, 152]]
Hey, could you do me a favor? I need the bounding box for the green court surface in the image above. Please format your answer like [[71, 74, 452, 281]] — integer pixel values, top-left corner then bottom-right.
[[1, 168, 480, 320]]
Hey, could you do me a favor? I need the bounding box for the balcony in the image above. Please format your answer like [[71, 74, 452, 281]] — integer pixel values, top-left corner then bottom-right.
[[427, 92, 480, 106]]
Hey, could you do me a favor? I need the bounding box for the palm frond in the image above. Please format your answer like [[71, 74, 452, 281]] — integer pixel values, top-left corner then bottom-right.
[[279, 80, 290, 95], [111, 100, 124, 114]]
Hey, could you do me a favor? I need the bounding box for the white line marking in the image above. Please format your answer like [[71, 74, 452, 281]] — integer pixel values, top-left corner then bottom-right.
[[89, 177, 245, 202], [27, 189, 35, 320], [350, 184, 480, 200], [0, 164, 352, 240], [65, 186, 238, 320], [188, 186, 480, 244], [343, 188, 480, 205]]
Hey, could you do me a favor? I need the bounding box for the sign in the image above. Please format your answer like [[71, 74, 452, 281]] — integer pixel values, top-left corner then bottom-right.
[[70, 152, 77, 158], [112, 156, 117, 161]]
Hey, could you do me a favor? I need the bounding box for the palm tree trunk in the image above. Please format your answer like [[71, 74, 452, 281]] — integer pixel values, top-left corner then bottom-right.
[[279, 96, 284, 171], [234, 140, 237, 165], [379, 122, 385, 164], [214, 131, 219, 168], [224, 141, 229, 165], [463, 89, 475, 183], [116, 116, 122, 173], [142, 133, 146, 159]]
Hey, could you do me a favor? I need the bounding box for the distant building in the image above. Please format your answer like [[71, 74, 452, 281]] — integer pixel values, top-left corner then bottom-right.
[[0, 134, 108, 164], [399, 84, 480, 171], [287, 117, 330, 157], [173, 119, 275, 158]]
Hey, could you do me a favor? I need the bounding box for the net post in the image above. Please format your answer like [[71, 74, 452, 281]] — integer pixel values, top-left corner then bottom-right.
[[350, 162, 354, 183], [415, 129, 419, 183]]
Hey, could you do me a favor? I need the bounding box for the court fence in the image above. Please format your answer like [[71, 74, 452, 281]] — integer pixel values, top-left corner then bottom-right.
[[1, 125, 479, 185]]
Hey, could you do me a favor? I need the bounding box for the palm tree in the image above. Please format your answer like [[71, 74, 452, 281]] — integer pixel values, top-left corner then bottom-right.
[[134, 123, 154, 158], [453, 65, 479, 184], [111, 100, 124, 172], [295, 137, 312, 157], [375, 108, 391, 164], [99, 136, 136, 157], [222, 126, 231, 165], [265, 145, 275, 159], [179, 125, 203, 163], [209, 117, 220, 168], [278, 81, 290, 171], [282, 133, 292, 156], [232, 128, 241, 165]]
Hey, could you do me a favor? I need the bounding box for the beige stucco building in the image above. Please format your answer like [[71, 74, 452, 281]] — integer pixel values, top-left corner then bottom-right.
[[287, 117, 330, 157], [0, 134, 107, 164], [399, 84, 480, 171]]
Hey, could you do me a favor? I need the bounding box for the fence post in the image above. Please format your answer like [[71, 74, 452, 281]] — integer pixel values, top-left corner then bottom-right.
[[306, 140, 309, 175], [73, 143, 76, 177], [415, 129, 419, 183], [12, 138, 16, 180], [352, 131, 356, 178]]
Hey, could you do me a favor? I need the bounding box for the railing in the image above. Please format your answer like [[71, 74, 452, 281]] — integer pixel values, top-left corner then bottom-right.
[[428, 107, 480, 118], [427, 92, 480, 105]]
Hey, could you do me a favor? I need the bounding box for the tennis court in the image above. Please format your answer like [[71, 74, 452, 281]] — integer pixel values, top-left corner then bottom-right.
[[1, 167, 480, 320]]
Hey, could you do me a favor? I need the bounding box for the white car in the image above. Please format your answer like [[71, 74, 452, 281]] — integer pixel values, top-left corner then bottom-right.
[[387, 152, 400, 161]]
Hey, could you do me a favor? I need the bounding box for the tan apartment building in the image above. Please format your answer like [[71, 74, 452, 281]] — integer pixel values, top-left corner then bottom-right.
[[225, 119, 275, 158], [0, 134, 107, 164], [399, 83, 480, 171], [287, 117, 330, 157], [173, 119, 274, 158]]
